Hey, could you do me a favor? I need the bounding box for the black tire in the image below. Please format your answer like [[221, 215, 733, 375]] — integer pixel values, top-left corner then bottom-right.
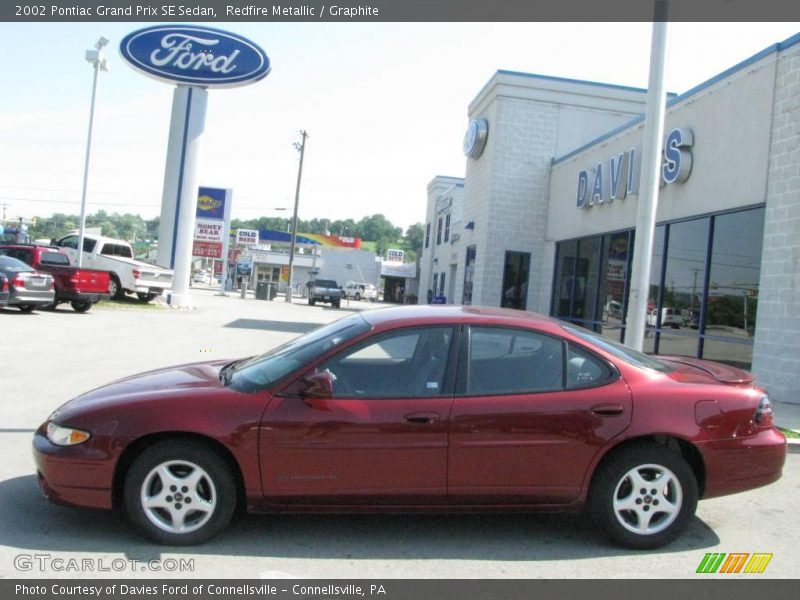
[[354, 293, 361, 301], [18, 304, 35, 313], [70, 300, 92, 313], [309, 298, 316, 306], [136, 292, 159, 302], [109, 276, 125, 300], [333, 300, 341, 308], [123, 440, 237, 545], [588, 443, 698, 550]]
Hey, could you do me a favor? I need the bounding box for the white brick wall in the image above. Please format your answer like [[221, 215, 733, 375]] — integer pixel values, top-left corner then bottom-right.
[[752, 44, 800, 405], [459, 73, 647, 311]]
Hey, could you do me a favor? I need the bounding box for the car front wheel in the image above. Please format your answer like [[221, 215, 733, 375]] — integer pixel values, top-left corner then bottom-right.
[[589, 444, 698, 549], [124, 440, 237, 545]]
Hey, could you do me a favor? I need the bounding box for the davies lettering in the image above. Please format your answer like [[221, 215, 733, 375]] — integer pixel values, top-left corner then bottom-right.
[[576, 128, 692, 210]]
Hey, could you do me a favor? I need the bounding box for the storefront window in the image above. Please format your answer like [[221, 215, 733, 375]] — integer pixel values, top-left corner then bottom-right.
[[598, 232, 632, 342], [702, 208, 764, 369], [462, 246, 476, 305], [656, 218, 709, 358], [501, 251, 531, 310], [553, 241, 578, 319], [575, 237, 601, 328], [641, 225, 665, 353]]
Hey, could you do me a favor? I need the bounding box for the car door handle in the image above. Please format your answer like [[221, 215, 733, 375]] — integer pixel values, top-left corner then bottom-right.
[[591, 404, 625, 416], [404, 412, 440, 424]]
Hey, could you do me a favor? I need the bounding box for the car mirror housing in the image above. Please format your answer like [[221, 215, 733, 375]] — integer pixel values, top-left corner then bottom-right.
[[300, 370, 335, 399]]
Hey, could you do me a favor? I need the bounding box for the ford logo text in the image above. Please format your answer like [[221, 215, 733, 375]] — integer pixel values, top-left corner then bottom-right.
[[120, 25, 270, 88]]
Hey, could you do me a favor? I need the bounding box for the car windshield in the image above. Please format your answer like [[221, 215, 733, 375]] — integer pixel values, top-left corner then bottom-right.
[[224, 313, 372, 393], [563, 325, 672, 373]]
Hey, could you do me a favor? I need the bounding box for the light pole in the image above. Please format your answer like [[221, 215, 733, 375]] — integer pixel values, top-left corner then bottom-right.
[[285, 130, 308, 303], [623, 0, 669, 350], [77, 36, 110, 268]]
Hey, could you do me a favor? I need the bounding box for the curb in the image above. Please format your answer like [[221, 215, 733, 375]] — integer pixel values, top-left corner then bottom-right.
[[780, 429, 800, 454]]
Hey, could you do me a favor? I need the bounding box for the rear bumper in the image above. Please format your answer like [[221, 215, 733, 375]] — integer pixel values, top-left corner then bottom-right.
[[700, 428, 787, 499], [8, 292, 54, 306], [56, 291, 110, 303]]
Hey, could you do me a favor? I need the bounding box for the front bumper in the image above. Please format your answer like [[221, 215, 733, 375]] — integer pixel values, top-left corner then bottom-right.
[[32, 427, 117, 510], [700, 427, 787, 499]]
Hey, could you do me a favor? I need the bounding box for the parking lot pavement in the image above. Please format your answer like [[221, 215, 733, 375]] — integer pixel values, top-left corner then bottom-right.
[[1, 292, 798, 579]]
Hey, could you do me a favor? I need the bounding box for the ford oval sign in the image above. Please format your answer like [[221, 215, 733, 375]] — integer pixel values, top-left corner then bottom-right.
[[120, 25, 270, 88]]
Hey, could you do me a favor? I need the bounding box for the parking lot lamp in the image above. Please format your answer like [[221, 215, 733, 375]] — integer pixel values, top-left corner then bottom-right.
[[77, 36, 110, 268], [285, 130, 308, 303]]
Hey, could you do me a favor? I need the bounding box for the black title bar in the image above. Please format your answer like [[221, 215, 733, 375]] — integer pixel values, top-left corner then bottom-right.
[[5, 0, 800, 22]]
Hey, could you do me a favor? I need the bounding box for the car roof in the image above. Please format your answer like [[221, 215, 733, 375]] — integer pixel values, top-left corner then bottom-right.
[[360, 304, 563, 331]]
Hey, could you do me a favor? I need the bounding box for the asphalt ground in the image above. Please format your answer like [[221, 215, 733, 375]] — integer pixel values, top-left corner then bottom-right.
[[0, 289, 798, 579]]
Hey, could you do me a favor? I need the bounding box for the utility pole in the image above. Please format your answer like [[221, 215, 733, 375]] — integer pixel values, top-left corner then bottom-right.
[[285, 130, 308, 303]]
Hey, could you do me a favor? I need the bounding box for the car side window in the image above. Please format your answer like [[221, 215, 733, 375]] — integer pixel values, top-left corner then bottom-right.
[[566, 343, 614, 389], [320, 327, 454, 398], [59, 236, 78, 250], [467, 327, 564, 395]]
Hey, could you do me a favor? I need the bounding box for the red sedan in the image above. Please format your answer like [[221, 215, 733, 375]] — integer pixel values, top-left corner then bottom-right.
[[33, 306, 786, 548]]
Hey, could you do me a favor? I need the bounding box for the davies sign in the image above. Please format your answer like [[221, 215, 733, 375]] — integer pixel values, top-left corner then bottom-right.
[[120, 25, 270, 88], [576, 128, 694, 210]]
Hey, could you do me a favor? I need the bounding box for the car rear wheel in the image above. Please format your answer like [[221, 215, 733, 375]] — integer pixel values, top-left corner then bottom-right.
[[136, 292, 159, 302], [124, 440, 237, 545], [70, 300, 92, 313], [354, 293, 361, 301], [589, 444, 698, 549]]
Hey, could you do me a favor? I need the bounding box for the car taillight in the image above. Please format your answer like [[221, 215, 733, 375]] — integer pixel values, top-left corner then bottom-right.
[[70, 274, 80, 284], [50, 279, 55, 290], [1, 279, 7, 291], [12, 275, 24, 288], [754, 394, 774, 427], [132, 269, 141, 280]]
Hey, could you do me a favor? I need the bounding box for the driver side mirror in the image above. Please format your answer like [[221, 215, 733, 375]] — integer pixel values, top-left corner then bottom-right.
[[300, 370, 335, 399]]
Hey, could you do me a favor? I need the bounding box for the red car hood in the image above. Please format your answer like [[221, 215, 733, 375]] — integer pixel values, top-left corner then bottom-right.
[[658, 355, 754, 385], [51, 359, 234, 419]]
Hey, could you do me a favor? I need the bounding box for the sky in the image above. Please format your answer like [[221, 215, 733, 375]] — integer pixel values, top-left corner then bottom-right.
[[1, 21, 799, 232]]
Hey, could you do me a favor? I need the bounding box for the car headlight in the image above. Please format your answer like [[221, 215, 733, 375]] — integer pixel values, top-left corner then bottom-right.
[[46, 422, 91, 446]]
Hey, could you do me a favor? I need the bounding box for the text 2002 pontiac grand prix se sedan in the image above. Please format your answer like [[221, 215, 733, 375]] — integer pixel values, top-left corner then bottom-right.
[[34, 306, 786, 548]]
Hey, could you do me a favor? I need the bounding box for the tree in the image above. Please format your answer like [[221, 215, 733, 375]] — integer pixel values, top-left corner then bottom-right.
[[405, 223, 425, 252]]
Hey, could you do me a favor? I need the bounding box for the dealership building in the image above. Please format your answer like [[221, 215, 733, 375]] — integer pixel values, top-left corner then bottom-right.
[[419, 32, 800, 405]]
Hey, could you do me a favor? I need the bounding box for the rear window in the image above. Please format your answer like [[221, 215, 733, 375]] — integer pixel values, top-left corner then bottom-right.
[[0, 256, 33, 272], [314, 280, 338, 288], [0, 248, 32, 264], [563, 325, 672, 373], [39, 252, 70, 266], [101, 243, 132, 258]]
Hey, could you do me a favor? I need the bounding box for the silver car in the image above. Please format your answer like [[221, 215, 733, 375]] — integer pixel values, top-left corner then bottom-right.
[[0, 255, 55, 313]]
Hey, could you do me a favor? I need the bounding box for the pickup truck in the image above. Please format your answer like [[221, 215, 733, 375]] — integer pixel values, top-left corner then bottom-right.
[[0, 244, 110, 312], [307, 279, 342, 308], [53, 233, 173, 302]]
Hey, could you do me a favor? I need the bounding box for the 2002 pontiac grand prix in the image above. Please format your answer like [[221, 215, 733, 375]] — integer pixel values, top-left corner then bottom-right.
[[34, 305, 786, 548]]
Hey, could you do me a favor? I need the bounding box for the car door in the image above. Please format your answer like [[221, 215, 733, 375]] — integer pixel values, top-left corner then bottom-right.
[[448, 325, 632, 505], [260, 325, 458, 504]]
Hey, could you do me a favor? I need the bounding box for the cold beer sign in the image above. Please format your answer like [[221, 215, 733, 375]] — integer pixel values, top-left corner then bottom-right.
[[236, 229, 259, 246]]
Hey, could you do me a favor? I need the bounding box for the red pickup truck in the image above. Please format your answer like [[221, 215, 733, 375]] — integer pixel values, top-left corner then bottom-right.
[[0, 244, 111, 312]]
